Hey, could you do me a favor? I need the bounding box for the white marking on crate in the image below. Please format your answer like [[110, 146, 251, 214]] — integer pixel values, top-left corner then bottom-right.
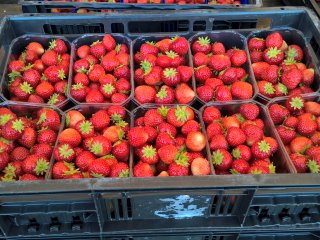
[[154, 195, 210, 219]]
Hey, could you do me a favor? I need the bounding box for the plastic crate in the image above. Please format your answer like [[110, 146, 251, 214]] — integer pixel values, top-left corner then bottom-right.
[[19, 0, 263, 14], [0, 8, 319, 238], [282, 0, 320, 18]]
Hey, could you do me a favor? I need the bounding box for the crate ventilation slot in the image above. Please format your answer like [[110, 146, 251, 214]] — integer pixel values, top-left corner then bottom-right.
[[211, 195, 239, 216], [43, 24, 104, 35], [104, 198, 132, 220], [128, 20, 189, 33], [204, 236, 229, 240], [212, 20, 257, 30]]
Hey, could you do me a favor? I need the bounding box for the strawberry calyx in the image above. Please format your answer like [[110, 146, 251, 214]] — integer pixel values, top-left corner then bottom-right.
[[197, 36, 210, 46], [157, 106, 169, 119], [0, 114, 14, 126], [37, 126, 48, 134], [59, 144, 75, 158], [90, 142, 103, 155], [286, 47, 298, 59], [79, 120, 93, 134], [21, 51, 26, 63], [91, 40, 102, 47], [142, 145, 157, 158], [111, 113, 122, 123], [37, 112, 47, 125], [156, 87, 168, 100], [163, 68, 177, 79], [115, 120, 128, 128], [21, 64, 34, 72], [266, 47, 281, 59], [58, 69, 66, 80], [258, 140, 271, 153], [41, 73, 48, 81], [174, 106, 190, 123], [20, 82, 33, 94], [212, 149, 224, 166], [63, 162, 80, 176], [48, 93, 59, 105], [307, 160, 320, 173], [230, 169, 239, 174], [269, 163, 276, 174], [289, 96, 304, 110], [232, 148, 241, 159], [91, 173, 104, 178], [277, 83, 288, 95], [140, 60, 152, 75], [49, 40, 57, 50], [12, 119, 25, 133], [35, 158, 49, 175], [283, 57, 296, 65], [146, 41, 156, 46], [166, 50, 178, 59], [115, 44, 121, 53], [251, 168, 263, 174], [102, 83, 115, 94], [72, 83, 84, 90], [264, 82, 275, 94], [174, 151, 189, 167], [119, 169, 129, 178], [77, 66, 89, 74], [3, 163, 16, 179], [57, 54, 62, 65], [236, 114, 245, 124]]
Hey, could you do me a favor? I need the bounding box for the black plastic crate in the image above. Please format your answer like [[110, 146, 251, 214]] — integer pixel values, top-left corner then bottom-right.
[[19, 0, 262, 14], [282, 0, 320, 18]]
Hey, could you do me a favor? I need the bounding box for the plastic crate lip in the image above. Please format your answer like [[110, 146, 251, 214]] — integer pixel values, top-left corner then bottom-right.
[[67, 33, 133, 106], [0, 33, 72, 109], [265, 92, 320, 174], [130, 103, 214, 176], [246, 26, 320, 102], [188, 30, 258, 104], [132, 34, 196, 106], [199, 99, 297, 174]]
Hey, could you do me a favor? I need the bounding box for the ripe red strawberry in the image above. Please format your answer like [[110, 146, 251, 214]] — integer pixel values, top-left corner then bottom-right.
[[158, 145, 178, 165], [290, 153, 308, 173], [192, 36, 211, 54], [155, 38, 171, 53], [10, 147, 29, 162], [144, 109, 164, 128], [181, 120, 200, 136], [203, 106, 221, 124], [23, 50, 38, 64], [71, 83, 87, 102], [212, 149, 232, 171], [156, 132, 175, 149], [206, 122, 223, 141], [166, 106, 193, 128], [75, 120, 94, 139], [285, 95, 304, 113], [139, 145, 159, 164], [157, 122, 176, 137], [257, 81, 275, 98], [209, 54, 231, 71], [37, 128, 57, 145], [22, 154, 49, 176], [37, 108, 61, 131], [54, 143, 76, 162], [218, 67, 237, 85], [0, 151, 9, 171], [290, 136, 312, 154], [222, 115, 241, 129], [89, 136, 112, 157], [282, 68, 302, 90], [193, 52, 209, 67], [17, 127, 36, 148], [35, 81, 55, 100], [251, 140, 272, 159], [27, 42, 44, 56], [263, 47, 284, 65], [248, 165, 269, 174], [226, 127, 246, 147], [74, 151, 95, 172], [58, 128, 82, 147], [110, 162, 129, 178], [297, 113, 317, 136], [168, 153, 189, 176], [170, 37, 188, 55], [250, 50, 263, 63], [175, 83, 195, 104], [49, 39, 67, 54], [211, 42, 226, 54], [13, 81, 33, 100], [140, 41, 158, 56], [112, 140, 130, 162], [277, 125, 296, 144], [135, 85, 156, 104], [268, 103, 290, 124], [74, 58, 90, 73], [102, 34, 116, 51], [191, 157, 210, 176], [128, 127, 148, 147], [31, 143, 52, 159], [177, 66, 193, 83], [209, 134, 228, 151], [301, 68, 314, 86], [284, 116, 298, 129], [230, 81, 253, 100], [215, 85, 232, 101], [265, 32, 283, 48], [2, 118, 25, 140], [90, 110, 110, 131], [134, 161, 154, 177], [52, 161, 77, 179], [230, 49, 247, 67], [41, 50, 58, 66], [85, 89, 104, 103], [77, 45, 90, 59], [22, 69, 40, 87], [90, 41, 106, 59], [8, 60, 25, 73], [286, 44, 303, 62], [240, 104, 259, 120], [161, 68, 180, 86], [194, 66, 211, 83], [88, 158, 110, 178], [230, 159, 250, 174], [248, 37, 266, 51], [196, 85, 214, 102], [101, 55, 120, 72], [155, 85, 175, 104], [19, 173, 41, 181], [232, 144, 252, 162]]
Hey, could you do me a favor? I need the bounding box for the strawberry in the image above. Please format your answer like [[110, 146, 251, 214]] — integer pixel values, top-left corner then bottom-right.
[[250, 50, 263, 63], [85, 89, 104, 103], [282, 68, 302, 90], [128, 127, 148, 147], [10, 147, 29, 162], [193, 52, 209, 67], [75, 120, 94, 139], [186, 131, 206, 152], [232, 145, 252, 162], [140, 41, 158, 56], [31, 143, 52, 159], [297, 113, 317, 136], [41, 50, 58, 66], [88, 158, 110, 178], [112, 140, 130, 162], [290, 153, 308, 173], [305, 101, 320, 116], [134, 161, 154, 177], [168, 152, 189, 176], [71, 83, 87, 102], [77, 45, 90, 59], [156, 132, 175, 149], [194, 66, 211, 83], [20, 174, 41, 181], [75, 151, 95, 172], [209, 54, 231, 71], [212, 149, 232, 171], [226, 127, 246, 147], [166, 106, 193, 127], [240, 104, 259, 120], [158, 145, 178, 165], [49, 39, 67, 54], [181, 120, 200, 136], [211, 42, 226, 54], [156, 38, 171, 53], [248, 165, 269, 174], [284, 116, 298, 129], [155, 85, 175, 104], [37, 128, 57, 145], [177, 66, 193, 83], [102, 34, 116, 51], [251, 140, 272, 159], [22, 154, 49, 176], [230, 49, 247, 67], [90, 41, 106, 59], [265, 32, 283, 48], [191, 157, 210, 176], [144, 109, 164, 127], [54, 143, 75, 162], [263, 47, 284, 65], [192, 36, 211, 54], [139, 145, 158, 164], [35, 81, 54, 100], [268, 103, 290, 124], [22, 69, 40, 87], [203, 106, 221, 124], [222, 115, 240, 129], [274, 82, 288, 97], [301, 68, 314, 86], [18, 127, 36, 148], [230, 81, 253, 100], [101, 55, 120, 72], [218, 67, 237, 85], [58, 128, 82, 147], [52, 161, 77, 179], [110, 162, 129, 178], [285, 95, 304, 113], [27, 42, 44, 56], [210, 134, 228, 151], [196, 85, 214, 102], [135, 85, 156, 104], [89, 136, 112, 157], [170, 37, 189, 55], [65, 110, 85, 129], [90, 110, 110, 131], [2, 118, 25, 140], [230, 159, 250, 174], [286, 44, 303, 62], [206, 121, 223, 141], [248, 37, 266, 51], [157, 122, 176, 137], [276, 125, 296, 145], [215, 85, 232, 101], [161, 68, 180, 86], [0, 151, 9, 171], [175, 83, 195, 104]]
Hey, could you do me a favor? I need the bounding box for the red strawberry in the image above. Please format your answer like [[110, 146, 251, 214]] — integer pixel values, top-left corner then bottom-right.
[[10, 147, 29, 162], [297, 113, 317, 136], [218, 67, 237, 85], [276, 125, 296, 144], [192, 36, 211, 54], [286, 44, 303, 62], [75, 151, 95, 172], [166, 106, 193, 128], [156, 132, 175, 149], [177, 66, 193, 83], [31, 143, 52, 159], [248, 165, 269, 174], [230, 81, 253, 100], [209, 54, 231, 71], [158, 145, 178, 165], [240, 103, 259, 120], [161, 68, 180, 86], [156, 38, 171, 53], [85, 89, 104, 103], [232, 145, 252, 162], [101, 55, 120, 72], [186, 131, 206, 152], [193, 52, 209, 67], [205, 78, 223, 91], [226, 127, 246, 147], [203, 106, 221, 124], [37, 128, 57, 145], [49, 39, 67, 54], [22, 154, 49, 176], [2, 118, 25, 140], [290, 153, 308, 173], [27, 42, 44, 56], [263, 47, 284, 65], [77, 45, 90, 59], [140, 145, 159, 164], [102, 34, 116, 51], [252, 62, 270, 80], [155, 85, 175, 104], [251, 140, 272, 159], [58, 128, 82, 147], [305, 101, 320, 116], [128, 127, 148, 147], [19, 174, 41, 181], [90, 110, 110, 131], [210, 134, 228, 151], [181, 120, 200, 136], [248, 37, 266, 51], [168, 153, 189, 176], [134, 161, 154, 177], [194, 66, 211, 83], [54, 143, 76, 162], [71, 83, 87, 102], [215, 85, 232, 101], [282, 68, 302, 90], [89, 136, 112, 157], [140, 41, 158, 56], [22, 69, 40, 87], [35, 81, 55, 100], [110, 162, 129, 178], [170, 37, 189, 55], [135, 85, 156, 104], [191, 157, 210, 176], [301, 68, 314, 86], [41, 50, 58, 66], [212, 149, 232, 171], [157, 122, 177, 137], [257, 81, 275, 98], [144, 109, 164, 128], [250, 50, 263, 63], [211, 42, 226, 54], [206, 121, 223, 141], [266, 32, 283, 48], [269, 103, 290, 124], [284, 116, 298, 129], [231, 159, 250, 174], [0, 152, 9, 171], [196, 85, 214, 102], [230, 49, 247, 67], [112, 140, 130, 162], [52, 162, 78, 179], [290, 136, 312, 154], [285, 95, 304, 113], [88, 158, 110, 178], [175, 83, 195, 104], [90, 41, 106, 59]]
